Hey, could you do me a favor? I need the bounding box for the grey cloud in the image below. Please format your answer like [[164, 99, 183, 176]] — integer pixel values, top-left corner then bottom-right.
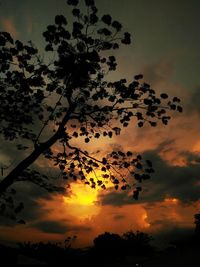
[[32, 221, 69, 234], [0, 180, 65, 226], [152, 226, 194, 248], [187, 86, 200, 114], [98, 149, 200, 206], [32, 220, 92, 234]]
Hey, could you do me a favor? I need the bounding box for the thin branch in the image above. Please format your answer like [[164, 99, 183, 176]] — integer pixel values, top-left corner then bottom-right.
[[66, 142, 103, 164], [34, 75, 72, 145]]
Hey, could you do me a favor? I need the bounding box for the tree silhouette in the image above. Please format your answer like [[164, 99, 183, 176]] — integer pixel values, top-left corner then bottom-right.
[[123, 230, 153, 255], [194, 213, 200, 238], [93, 230, 153, 262], [0, 0, 182, 218], [93, 232, 125, 262], [94, 231, 123, 251]]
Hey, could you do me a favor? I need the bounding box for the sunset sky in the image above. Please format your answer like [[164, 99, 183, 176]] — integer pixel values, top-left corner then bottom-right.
[[0, 0, 200, 248]]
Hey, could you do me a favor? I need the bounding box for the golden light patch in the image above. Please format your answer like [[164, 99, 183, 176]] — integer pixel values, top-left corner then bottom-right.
[[142, 212, 151, 228], [63, 182, 100, 219], [164, 197, 179, 204], [63, 179, 100, 219], [63, 169, 114, 219], [64, 182, 98, 206]]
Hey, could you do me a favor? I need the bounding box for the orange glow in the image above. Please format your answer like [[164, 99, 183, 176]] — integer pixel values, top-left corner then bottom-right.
[[64, 183, 98, 205], [63, 169, 114, 219], [192, 140, 200, 153], [142, 212, 151, 228], [63, 181, 100, 219], [164, 197, 179, 204], [1, 18, 18, 37]]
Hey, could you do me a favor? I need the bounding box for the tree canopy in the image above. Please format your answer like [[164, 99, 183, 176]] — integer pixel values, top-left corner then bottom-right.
[[0, 0, 182, 220]]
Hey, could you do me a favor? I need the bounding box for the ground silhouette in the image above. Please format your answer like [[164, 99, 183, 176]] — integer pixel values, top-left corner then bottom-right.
[[1, 223, 200, 267]]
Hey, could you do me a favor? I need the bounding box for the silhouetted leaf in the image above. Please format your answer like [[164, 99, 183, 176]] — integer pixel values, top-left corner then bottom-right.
[[160, 93, 168, 99], [112, 20, 122, 31], [101, 14, 112, 25], [121, 32, 131, 44], [55, 15, 67, 25]]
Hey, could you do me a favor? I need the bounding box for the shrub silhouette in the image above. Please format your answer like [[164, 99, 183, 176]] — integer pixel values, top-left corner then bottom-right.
[[194, 213, 200, 238], [94, 232, 124, 251], [93, 230, 153, 262], [123, 230, 153, 255]]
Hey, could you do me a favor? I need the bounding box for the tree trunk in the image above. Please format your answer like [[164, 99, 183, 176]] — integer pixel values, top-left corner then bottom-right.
[[0, 106, 75, 195]]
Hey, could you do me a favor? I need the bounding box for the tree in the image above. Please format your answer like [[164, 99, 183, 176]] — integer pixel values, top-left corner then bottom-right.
[[93, 232, 124, 261], [0, 0, 182, 218], [194, 213, 200, 238], [93, 232, 123, 251], [122, 230, 153, 255]]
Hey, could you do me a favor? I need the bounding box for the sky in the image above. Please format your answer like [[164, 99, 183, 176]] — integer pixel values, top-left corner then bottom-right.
[[0, 0, 200, 248]]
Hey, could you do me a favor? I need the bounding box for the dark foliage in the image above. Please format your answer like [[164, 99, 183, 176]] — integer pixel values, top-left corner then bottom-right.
[[194, 213, 200, 238], [93, 230, 153, 259]]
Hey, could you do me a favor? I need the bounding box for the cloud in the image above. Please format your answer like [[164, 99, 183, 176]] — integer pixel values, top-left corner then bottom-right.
[[32, 220, 69, 234], [1, 18, 18, 37], [152, 226, 194, 248], [32, 219, 92, 234], [187, 86, 200, 114], [98, 149, 200, 206], [142, 59, 174, 87], [113, 214, 126, 220]]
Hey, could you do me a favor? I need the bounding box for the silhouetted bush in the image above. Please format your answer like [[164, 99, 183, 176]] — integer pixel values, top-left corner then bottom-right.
[[123, 230, 153, 255], [92, 230, 154, 263]]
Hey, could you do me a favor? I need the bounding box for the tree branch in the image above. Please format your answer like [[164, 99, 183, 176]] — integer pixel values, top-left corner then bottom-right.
[[0, 104, 76, 196]]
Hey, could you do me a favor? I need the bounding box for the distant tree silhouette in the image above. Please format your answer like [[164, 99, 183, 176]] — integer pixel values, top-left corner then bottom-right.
[[94, 231, 124, 251], [123, 230, 153, 255], [93, 232, 125, 262], [194, 213, 200, 238], [0, 0, 182, 218], [93, 230, 153, 262]]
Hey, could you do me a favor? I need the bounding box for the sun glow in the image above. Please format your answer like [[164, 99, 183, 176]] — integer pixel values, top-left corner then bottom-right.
[[64, 182, 98, 206], [164, 197, 179, 204], [63, 170, 108, 219], [63, 181, 100, 219]]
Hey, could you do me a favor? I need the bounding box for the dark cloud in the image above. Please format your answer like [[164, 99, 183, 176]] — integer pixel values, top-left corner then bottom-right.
[[0, 182, 48, 226], [152, 226, 194, 248], [32, 220, 92, 234], [0, 180, 65, 227], [142, 150, 200, 203], [32, 221, 69, 234], [187, 86, 200, 114], [98, 149, 200, 206]]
